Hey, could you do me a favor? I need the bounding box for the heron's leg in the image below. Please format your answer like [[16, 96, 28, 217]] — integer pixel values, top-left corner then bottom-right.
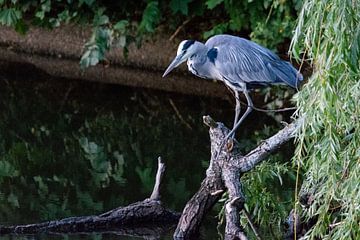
[[226, 90, 253, 140], [233, 91, 241, 128]]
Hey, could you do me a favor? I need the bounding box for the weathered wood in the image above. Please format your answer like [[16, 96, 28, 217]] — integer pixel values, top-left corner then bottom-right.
[[173, 176, 225, 239], [0, 158, 180, 237], [223, 166, 247, 240], [0, 199, 178, 234], [150, 157, 166, 201], [174, 116, 299, 239]]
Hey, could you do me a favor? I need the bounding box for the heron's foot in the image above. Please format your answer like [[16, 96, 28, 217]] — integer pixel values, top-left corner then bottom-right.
[[226, 138, 234, 152]]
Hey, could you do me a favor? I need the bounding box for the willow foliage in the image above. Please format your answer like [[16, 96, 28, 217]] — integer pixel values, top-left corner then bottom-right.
[[291, 0, 360, 239]]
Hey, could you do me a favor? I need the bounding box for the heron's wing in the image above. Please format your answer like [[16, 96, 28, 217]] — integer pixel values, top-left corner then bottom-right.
[[205, 35, 299, 89]]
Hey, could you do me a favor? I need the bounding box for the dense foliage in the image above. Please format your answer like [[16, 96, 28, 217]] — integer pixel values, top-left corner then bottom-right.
[[0, 0, 301, 68], [291, 0, 360, 239]]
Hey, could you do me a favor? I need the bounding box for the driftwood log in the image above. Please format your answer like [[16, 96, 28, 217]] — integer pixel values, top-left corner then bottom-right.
[[0, 116, 299, 239], [0, 158, 180, 238]]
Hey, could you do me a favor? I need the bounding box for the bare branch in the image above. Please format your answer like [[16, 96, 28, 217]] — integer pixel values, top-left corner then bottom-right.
[[235, 120, 300, 172], [150, 157, 166, 201], [223, 166, 247, 240], [169, 19, 191, 41]]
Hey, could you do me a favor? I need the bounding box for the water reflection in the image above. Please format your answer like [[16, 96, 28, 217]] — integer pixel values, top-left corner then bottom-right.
[[0, 66, 293, 239]]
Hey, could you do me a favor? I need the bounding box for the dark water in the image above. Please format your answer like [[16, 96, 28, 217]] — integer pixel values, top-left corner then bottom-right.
[[0, 65, 295, 239]]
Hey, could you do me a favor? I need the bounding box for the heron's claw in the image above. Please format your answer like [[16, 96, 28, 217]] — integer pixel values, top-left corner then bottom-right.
[[226, 138, 234, 152]]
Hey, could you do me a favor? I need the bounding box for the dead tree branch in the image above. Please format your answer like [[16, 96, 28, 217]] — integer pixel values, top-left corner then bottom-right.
[[174, 116, 299, 239], [150, 157, 166, 201]]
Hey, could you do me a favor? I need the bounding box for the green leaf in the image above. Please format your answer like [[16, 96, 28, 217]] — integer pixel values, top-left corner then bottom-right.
[[93, 14, 109, 26], [49, 18, 60, 27], [170, 0, 192, 15], [79, 0, 95, 7], [35, 10, 45, 20], [93, 8, 109, 26], [139, 1, 161, 33], [14, 19, 28, 34], [0, 8, 21, 26], [80, 27, 112, 68], [203, 22, 228, 39], [113, 20, 128, 34], [41, 0, 51, 12], [0, 160, 19, 178], [34, 175, 49, 193], [205, 0, 224, 9], [7, 193, 19, 208], [57, 9, 70, 22]]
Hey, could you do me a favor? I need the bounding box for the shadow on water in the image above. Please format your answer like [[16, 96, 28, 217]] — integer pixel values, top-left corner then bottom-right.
[[0, 63, 295, 239]]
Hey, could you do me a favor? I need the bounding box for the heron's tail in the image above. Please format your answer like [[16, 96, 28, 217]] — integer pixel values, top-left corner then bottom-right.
[[271, 61, 303, 89]]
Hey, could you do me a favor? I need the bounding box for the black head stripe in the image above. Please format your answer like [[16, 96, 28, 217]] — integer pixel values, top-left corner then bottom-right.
[[207, 48, 218, 64], [182, 40, 195, 51]]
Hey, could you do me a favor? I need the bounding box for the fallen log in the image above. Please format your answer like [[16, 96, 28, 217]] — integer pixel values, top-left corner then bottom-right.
[[0, 158, 180, 238]]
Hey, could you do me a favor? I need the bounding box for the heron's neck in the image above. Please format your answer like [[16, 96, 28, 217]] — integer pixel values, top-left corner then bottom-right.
[[189, 42, 208, 63], [196, 41, 208, 55]]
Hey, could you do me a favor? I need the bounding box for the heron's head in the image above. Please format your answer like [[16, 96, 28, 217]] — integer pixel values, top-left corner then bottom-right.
[[163, 40, 199, 77]]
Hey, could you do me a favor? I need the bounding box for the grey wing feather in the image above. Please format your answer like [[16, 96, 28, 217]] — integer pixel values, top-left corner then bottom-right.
[[205, 35, 302, 89]]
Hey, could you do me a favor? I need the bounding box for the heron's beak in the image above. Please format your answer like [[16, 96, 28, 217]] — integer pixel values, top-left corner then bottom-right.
[[162, 55, 184, 77]]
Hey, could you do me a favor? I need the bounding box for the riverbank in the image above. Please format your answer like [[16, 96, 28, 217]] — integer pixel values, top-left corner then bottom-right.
[[0, 25, 230, 99]]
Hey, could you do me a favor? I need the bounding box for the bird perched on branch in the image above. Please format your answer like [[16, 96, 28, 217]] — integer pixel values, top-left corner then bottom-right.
[[163, 34, 303, 139]]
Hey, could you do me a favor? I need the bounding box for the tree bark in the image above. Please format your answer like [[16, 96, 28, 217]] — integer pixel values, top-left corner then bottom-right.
[[174, 116, 299, 239]]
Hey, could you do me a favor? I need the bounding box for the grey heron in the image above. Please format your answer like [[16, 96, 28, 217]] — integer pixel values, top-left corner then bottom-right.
[[163, 34, 303, 139]]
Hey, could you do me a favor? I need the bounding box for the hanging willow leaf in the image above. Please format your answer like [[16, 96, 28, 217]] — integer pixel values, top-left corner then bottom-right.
[[291, 0, 360, 239]]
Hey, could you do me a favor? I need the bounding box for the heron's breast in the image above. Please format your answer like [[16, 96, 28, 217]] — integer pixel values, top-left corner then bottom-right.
[[187, 60, 210, 79]]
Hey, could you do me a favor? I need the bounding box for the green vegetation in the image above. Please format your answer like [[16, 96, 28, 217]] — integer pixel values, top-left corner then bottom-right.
[[291, 0, 360, 239], [0, 0, 301, 68]]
